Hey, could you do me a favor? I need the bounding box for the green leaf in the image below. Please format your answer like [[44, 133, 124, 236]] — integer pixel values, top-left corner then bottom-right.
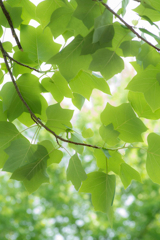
[[102, 148, 111, 159], [0, 149, 8, 169], [0, 25, 3, 37], [0, 122, 24, 150], [12, 51, 38, 77], [82, 127, 93, 138], [48, 7, 73, 38], [146, 133, 160, 184], [144, 0, 160, 12], [46, 103, 74, 134], [93, 9, 114, 44], [11, 144, 49, 181], [3, 138, 37, 172], [79, 172, 116, 215], [69, 70, 110, 100], [111, 22, 134, 55], [47, 35, 92, 81], [20, 25, 61, 63], [120, 163, 142, 189], [74, 0, 103, 29], [23, 169, 49, 194], [134, 4, 160, 22], [0, 3, 22, 28], [1, 73, 43, 121], [39, 140, 63, 166], [89, 49, 124, 80], [66, 16, 89, 37], [7, 0, 36, 24], [67, 154, 87, 190], [139, 28, 160, 43], [17, 95, 48, 127], [0, 70, 4, 84], [100, 103, 147, 143], [122, 0, 129, 16], [0, 101, 7, 121], [81, 30, 112, 55], [108, 151, 124, 175], [36, 0, 66, 28], [120, 41, 141, 57], [99, 124, 120, 146], [137, 44, 160, 69], [128, 91, 160, 120], [72, 93, 85, 110], [126, 64, 160, 111], [68, 132, 84, 154], [141, 15, 159, 28], [94, 149, 106, 170], [41, 72, 73, 102]]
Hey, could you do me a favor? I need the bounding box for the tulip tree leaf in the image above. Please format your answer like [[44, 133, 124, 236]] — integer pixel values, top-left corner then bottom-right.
[[79, 172, 116, 215], [23, 169, 50, 194], [74, 0, 103, 29], [3, 138, 37, 173], [69, 70, 110, 100], [1, 73, 43, 121], [72, 93, 85, 110], [20, 25, 61, 63], [39, 140, 63, 166], [128, 91, 160, 120], [0, 122, 24, 150], [146, 133, 160, 184], [36, 0, 66, 28], [48, 7, 73, 38], [99, 124, 120, 146], [108, 151, 124, 175], [41, 72, 73, 102], [46, 103, 74, 134], [47, 35, 92, 81], [120, 163, 142, 189], [126, 64, 160, 111], [100, 103, 147, 143], [93, 9, 114, 44], [137, 44, 160, 69], [0, 3, 22, 28], [10, 144, 49, 181], [82, 127, 94, 138], [89, 49, 124, 80], [67, 153, 87, 190]]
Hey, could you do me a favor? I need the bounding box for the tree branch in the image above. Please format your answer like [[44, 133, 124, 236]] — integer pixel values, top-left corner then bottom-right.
[[0, 0, 23, 51], [99, 1, 160, 52], [0, 41, 106, 150], [5, 51, 47, 73]]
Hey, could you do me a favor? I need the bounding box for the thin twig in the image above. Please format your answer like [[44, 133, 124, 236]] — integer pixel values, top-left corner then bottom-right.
[[0, 0, 23, 51], [6, 52, 42, 73], [99, 1, 160, 52], [0, 41, 104, 150]]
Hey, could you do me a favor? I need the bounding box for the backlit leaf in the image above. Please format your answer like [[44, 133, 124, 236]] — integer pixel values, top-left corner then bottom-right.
[[79, 172, 116, 215], [46, 103, 74, 134], [47, 35, 92, 81], [146, 133, 160, 184], [100, 103, 147, 142], [89, 49, 124, 80], [67, 154, 87, 190], [120, 163, 142, 189]]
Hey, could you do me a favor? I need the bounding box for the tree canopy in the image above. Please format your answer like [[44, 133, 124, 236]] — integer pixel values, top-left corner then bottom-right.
[[0, 0, 160, 227]]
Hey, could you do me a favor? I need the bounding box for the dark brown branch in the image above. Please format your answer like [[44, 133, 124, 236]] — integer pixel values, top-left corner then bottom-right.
[[0, 41, 104, 150], [5, 51, 44, 73], [0, 0, 23, 51], [99, 1, 160, 52]]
